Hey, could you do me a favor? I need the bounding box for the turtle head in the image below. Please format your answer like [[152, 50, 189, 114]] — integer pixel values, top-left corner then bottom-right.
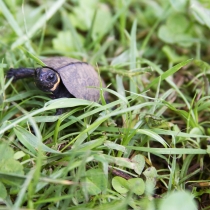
[[35, 67, 60, 92]]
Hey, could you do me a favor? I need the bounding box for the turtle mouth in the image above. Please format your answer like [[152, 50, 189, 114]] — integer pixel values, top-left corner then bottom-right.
[[35, 68, 60, 92]]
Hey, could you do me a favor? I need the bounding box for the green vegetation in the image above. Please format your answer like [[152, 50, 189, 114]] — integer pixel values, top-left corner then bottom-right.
[[0, 0, 210, 209]]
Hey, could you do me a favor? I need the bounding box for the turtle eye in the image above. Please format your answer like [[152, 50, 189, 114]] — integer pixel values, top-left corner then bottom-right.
[[47, 73, 55, 81]]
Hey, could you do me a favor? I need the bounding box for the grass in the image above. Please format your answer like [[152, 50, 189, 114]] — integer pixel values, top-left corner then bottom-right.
[[0, 0, 210, 209]]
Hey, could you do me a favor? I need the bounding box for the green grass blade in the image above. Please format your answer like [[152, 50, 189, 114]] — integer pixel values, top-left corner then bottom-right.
[[11, 0, 66, 49]]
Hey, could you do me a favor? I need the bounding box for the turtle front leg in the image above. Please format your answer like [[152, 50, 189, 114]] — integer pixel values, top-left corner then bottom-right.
[[7, 68, 35, 81], [51, 82, 75, 115], [55, 108, 64, 115]]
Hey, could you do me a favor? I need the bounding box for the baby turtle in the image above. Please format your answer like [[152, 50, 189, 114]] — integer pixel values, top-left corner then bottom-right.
[[7, 57, 108, 114]]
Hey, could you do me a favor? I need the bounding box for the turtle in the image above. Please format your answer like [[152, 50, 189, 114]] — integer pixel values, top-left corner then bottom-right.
[[7, 57, 108, 114]]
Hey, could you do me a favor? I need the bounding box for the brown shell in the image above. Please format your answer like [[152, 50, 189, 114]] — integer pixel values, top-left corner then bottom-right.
[[42, 57, 107, 102]]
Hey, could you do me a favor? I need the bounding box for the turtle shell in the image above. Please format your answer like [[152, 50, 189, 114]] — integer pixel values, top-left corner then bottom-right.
[[42, 57, 107, 102]]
